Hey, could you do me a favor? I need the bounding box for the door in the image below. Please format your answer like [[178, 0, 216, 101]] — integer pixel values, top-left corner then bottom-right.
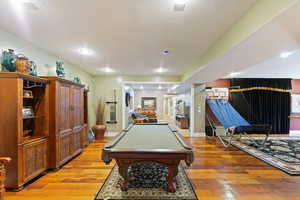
[[58, 83, 72, 134], [57, 82, 72, 166], [71, 86, 83, 129]]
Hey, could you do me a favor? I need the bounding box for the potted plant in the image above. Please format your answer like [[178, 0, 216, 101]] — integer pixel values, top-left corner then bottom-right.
[[92, 98, 106, 140]]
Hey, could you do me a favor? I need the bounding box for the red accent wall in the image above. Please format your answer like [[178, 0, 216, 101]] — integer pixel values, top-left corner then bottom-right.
[[292, 80, 300, 93], [206, 79, 230, 88], [291, 80, 300, 131]]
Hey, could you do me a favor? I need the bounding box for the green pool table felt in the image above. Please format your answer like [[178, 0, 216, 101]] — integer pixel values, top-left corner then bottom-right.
[[113, 124, 186, 150]]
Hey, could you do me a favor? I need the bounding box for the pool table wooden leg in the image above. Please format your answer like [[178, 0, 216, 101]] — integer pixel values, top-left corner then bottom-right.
[[166, 162, 179, 193], [118, 163, 129, 191]]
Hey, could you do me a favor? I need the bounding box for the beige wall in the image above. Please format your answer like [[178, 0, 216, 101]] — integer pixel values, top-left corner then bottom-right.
[[93, 75, 181, 132], [134, 89, 169, 119], [0, 29, 96, 126]]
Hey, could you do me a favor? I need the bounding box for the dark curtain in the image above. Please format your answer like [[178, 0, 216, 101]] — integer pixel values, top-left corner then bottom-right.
[[231, 79, 291, 134]]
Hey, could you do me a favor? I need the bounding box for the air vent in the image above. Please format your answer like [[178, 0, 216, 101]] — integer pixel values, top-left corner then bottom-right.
[[23, 2, 39, 10], [174, 3, 186, 11]]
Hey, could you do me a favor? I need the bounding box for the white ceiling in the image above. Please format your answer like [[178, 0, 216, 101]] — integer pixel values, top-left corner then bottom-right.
[[185, 1, 300, 83], [0, 0, 257, 75], [231, 49, 300, 79]]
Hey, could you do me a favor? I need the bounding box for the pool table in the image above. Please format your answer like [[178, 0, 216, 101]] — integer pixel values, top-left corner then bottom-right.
[[102, 123, 194, 192]]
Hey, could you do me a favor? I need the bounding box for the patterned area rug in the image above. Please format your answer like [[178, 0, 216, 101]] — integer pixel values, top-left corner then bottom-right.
[[227, 136, 300, 175], [95, 163, 198, 200]]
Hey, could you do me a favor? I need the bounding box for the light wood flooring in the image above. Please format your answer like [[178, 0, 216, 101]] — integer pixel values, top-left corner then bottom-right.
[[6, 137, 300, 200]]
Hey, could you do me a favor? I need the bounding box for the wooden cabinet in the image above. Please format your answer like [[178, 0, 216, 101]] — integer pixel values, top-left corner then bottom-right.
[[176, 115, 189, 129], [0, 73, 49, 190], [43, 77, 84, 169]]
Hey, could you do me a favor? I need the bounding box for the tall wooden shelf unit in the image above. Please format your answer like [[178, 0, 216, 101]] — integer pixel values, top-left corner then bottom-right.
[[0, 73, 49, 190], [42, 77, 84, 169]]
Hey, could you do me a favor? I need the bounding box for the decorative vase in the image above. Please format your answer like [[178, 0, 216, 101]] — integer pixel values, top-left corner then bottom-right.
[[15, 55, 29, 74], [56, 60, 65, 78], [1, 49, 16, 72], [92, 123, 106, 140], [73, 76, 81, 84], [28, 60, 37, 76]]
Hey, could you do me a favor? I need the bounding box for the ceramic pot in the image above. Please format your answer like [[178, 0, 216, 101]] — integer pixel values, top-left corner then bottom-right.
[[16, 55, 29, 74], [92, 123, 106, 140], [1, 49, 16, 72], [28, 60, 37, 76], [56, 60, 65, 78]]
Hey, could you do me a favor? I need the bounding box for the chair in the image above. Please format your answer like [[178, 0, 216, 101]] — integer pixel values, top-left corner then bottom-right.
[[0, 157, 11, 200], [206, 99, 271, 147]]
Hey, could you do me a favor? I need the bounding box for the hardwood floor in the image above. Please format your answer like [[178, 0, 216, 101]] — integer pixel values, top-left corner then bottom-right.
[[6, 137, 300, 200]]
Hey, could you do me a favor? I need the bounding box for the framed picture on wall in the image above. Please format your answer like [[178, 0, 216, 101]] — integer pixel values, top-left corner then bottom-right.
[[291, 94, 300, 113], [142, 97, 156, 110]]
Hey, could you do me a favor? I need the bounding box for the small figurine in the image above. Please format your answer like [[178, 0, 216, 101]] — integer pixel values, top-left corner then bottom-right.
[[28, 61, 37, 76], [56, 60, 65, 78], [73, 76, 81, 84], [1, 49, 16, 72]]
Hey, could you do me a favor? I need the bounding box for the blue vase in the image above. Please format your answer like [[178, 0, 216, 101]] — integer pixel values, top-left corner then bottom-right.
[[28, 60, 37, 76], [56, 60, 65, 78], [1, 49, 16, 72]]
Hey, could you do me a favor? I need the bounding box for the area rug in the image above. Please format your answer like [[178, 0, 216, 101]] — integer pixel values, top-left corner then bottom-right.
[[226, 136, 300, 175], [95, 162, 198, 200]]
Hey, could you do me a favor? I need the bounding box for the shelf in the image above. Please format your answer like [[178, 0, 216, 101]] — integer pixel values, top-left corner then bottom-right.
[[23, 115, 46, 120], [22, 136, 48, 145], [289, 116, 300, 119], [106, 121, 117, 124], [23, 96, 34, 99], [106, 101, 117, 104]]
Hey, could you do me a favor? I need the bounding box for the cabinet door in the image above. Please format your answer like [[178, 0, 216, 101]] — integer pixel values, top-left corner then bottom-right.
[[58, 83, 72, 134], [72, 129, 81, 154], [23, 144, 36, 181], [59, 133, 71, 162], [35, 141, 48, 173], [23, 139, 48, 182], [71, 86, 83, 129]]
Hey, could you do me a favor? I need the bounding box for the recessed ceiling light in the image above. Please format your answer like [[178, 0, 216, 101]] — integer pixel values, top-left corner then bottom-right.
[[78, 47, 93, 56], [154, 67, 168, 73], [162, 50, 170, 55], [140, 85, 144, 89], [280, 51, 293, 58], [158, 85, 162, 90], [98, 66, 114, 73]]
